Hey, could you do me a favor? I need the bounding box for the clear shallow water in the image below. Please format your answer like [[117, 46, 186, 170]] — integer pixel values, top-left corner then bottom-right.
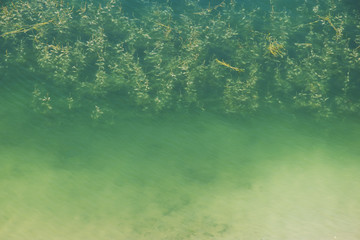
[[1, 86, 360, 239], [1, 0, 360, 238]]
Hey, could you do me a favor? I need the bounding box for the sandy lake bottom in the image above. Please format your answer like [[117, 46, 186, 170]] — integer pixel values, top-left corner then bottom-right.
[[1, 107, 360, 240]]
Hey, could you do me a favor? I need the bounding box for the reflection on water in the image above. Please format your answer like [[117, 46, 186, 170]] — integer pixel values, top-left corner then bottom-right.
[[1, 106, 360, 239]]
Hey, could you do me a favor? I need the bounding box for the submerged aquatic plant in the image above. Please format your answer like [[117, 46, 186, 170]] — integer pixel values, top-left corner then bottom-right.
[[266, 35, 286, 57], [0, 0, 359, 119], [215, 59, 244, 72]]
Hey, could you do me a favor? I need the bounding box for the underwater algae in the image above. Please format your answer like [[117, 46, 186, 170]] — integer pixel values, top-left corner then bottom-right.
[[0, 0, 359, 118]]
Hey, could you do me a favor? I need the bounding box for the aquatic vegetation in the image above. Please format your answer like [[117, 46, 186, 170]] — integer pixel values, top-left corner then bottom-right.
[[216, 59, 244, 72], [32, 87, 53, 114], [318, 15, 343, 39], [193, 0, 226, 15], [0, 19, 54, 38], [91, 105, 104, 120], [266, 35, 286, 57], [0, 0, 359, 119]]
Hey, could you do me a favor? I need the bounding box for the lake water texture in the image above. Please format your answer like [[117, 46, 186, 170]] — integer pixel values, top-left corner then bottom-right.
[[1, 0, 360, 239]]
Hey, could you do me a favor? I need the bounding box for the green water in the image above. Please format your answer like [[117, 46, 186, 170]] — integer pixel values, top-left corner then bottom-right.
[[1, 80, 360, 239], [1, 0, 360, 239]]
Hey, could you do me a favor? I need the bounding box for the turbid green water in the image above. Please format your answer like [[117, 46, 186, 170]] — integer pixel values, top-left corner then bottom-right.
[[1, 0, 360, 239], [1, 77, 360, 239]]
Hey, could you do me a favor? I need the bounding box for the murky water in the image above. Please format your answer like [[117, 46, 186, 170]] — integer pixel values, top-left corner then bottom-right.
[[1, 81, 360, 239]]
